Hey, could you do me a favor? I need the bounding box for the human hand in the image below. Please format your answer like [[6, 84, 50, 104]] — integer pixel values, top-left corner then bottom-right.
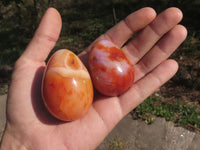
[[0, 7, 187, 150]]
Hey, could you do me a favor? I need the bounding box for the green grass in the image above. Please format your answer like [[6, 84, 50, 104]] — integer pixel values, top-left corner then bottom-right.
[[132, 96, 200, 132], [108, 136, 129, 150], [0, 84, 8, 95]]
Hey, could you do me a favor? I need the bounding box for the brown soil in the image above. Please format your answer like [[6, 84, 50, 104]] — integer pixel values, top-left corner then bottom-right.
[[160, 47, 200, 109]]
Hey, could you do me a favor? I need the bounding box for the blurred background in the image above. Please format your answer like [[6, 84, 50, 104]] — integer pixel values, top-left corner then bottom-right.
[[0, 0, 200, 133]]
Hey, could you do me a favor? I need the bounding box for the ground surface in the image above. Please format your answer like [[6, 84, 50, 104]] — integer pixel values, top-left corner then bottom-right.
[[97, 114, 200, 150]]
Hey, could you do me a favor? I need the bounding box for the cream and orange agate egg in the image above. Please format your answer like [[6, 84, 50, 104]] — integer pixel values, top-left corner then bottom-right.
[[42, 50, 93, 121]]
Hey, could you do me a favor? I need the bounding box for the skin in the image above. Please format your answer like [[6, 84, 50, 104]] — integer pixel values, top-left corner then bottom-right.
[[0, 7, 187, 150]]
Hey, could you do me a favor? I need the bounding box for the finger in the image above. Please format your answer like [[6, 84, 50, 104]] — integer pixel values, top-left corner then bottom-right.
[[92, 59, 178, 131], [134, 25, 187, 82], [119, 59, 179, 116], [103, 7, 156, 48], [20, 8, 62, 63], [123, 7, 183, 64], [79, 7, 156, 67]]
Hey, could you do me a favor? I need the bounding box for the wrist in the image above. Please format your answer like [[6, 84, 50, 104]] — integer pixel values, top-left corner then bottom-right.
[[0, 126, 28, 150]]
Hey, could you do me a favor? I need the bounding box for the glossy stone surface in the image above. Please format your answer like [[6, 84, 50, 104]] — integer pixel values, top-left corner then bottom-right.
[[42, 50, 93, 121], [89, 40, 134, 96]]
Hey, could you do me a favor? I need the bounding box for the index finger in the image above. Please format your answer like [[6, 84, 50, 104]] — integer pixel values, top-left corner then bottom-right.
[[79, 7, 156, 66], [104, 7, 156, 47]]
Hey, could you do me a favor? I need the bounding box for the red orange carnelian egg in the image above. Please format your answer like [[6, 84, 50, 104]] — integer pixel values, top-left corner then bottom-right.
[[42, 49, 93, 121], [89, 40, 134, 96]]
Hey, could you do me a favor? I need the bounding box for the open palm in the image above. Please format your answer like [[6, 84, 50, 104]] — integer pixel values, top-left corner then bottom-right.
[[1, 7, 187, 150]]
